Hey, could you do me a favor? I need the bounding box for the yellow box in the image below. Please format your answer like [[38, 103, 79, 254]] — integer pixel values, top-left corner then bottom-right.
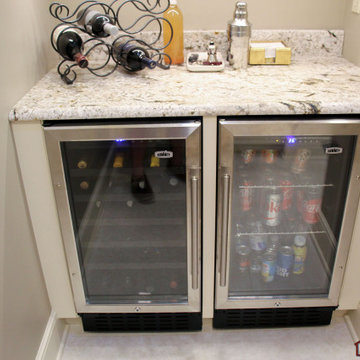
[[249, 41, 291, 65]]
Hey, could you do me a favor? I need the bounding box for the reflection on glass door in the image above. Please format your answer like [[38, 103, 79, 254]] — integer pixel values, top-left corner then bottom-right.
[[220, 132, 356, 302], [61, 138, 189, 305]]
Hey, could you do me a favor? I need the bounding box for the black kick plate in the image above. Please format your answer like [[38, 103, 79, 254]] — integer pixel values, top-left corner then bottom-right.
[[80, 312, 202, 332], [213, 307, 337, 329]]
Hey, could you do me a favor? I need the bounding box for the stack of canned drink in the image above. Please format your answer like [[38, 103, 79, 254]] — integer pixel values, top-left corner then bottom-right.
[[238, 147, 322, 228], [235, 146, 315, 283], [235, 228, 308, 283]]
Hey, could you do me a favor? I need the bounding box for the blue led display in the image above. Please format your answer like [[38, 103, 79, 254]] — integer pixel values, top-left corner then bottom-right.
[[287, 136, 296, 144]]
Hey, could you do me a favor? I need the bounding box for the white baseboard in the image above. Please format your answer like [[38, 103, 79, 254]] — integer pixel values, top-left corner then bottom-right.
[[56, 324, 70, 360], [344, 314, 360, 343], [35, 311, 67, 360]]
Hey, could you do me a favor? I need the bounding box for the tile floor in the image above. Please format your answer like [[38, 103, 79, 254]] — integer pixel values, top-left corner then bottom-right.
[[60, 316, 357, 360]]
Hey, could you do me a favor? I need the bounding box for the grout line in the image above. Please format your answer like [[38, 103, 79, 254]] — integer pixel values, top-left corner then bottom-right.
[[344, 314, 360, 343]]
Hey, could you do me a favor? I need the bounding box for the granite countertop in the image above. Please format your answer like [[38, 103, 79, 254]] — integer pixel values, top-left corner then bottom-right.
[[9, 30, 360, 122]]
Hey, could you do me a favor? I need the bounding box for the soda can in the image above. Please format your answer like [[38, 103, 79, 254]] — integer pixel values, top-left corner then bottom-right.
[[293, 235, 307, 275], [264, 188, 282, 227], [280, 175, 294, 211], [276, 246, 294, 280], [262, 250, 276, 282], [303, 186, 322, 224], [241, 149, 256, 165], [292, 148, 311, 174], [236, 244, 250, 272], [262, 149, 277, 164], [239, 174, 254, 212]]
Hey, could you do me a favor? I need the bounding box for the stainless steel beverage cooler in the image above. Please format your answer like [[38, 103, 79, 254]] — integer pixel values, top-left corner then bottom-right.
[[214, 117, 360, 328], [44, 119, 202, 332]]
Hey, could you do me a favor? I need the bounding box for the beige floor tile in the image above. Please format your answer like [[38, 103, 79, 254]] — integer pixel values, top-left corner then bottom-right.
[[60, 316, 356, 360]]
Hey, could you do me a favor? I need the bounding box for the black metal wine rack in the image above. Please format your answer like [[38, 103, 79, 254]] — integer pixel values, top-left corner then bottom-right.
[[50, 1, 173, 84]]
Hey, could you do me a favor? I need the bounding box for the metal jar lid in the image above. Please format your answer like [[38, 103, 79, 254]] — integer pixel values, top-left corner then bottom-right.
[[228, 2, 251, 37]]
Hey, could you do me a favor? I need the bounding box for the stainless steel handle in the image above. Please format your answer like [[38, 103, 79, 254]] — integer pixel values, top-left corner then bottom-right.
[[220, 174, 230, 287], [191, 176, 199, 290]]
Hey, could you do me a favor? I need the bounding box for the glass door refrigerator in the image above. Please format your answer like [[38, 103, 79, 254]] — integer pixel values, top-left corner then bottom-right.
[[44, 119, 202, 332], [214, 117, 360, 328]]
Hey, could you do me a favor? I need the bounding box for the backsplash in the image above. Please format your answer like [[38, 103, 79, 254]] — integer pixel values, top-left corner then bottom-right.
[[184, 30, 344, 59], [84, 29, 344, 63]]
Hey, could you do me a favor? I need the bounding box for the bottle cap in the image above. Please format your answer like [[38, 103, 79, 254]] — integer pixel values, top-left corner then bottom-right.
[[294, 235, 306, 247], [236, 2, 247, 9]]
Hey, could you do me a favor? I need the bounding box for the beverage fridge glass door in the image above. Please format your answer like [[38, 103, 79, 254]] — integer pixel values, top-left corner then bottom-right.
[[216, 118, 360, 309], [44, 121, 201, 313]]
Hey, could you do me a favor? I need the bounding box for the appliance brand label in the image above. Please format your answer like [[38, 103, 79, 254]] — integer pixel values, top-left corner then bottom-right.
[[155, 150, 173, 159], [325, 147, 343, 155]]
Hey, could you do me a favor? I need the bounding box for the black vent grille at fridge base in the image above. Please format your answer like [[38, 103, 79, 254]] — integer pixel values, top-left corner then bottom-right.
[[80, 312, 202, 332], [213, 307, 336, 329]]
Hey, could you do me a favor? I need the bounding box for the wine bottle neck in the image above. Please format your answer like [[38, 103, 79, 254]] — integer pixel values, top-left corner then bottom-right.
[[73, 53, 89, 68], [140, 56, 156, 69], [103, 22, 119, 36]]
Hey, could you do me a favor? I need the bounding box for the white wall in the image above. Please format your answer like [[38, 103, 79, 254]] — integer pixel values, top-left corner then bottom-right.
[[58, 0, 346, 30], [343, 0, 360, 66], [183, 0, 345, 30], [0, 1, 52, 359]]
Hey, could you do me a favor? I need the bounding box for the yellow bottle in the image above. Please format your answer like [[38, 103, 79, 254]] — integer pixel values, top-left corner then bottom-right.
[[150, 155, 160, 168], [113, 152, 124, 168], [163, 0, 184, 65]]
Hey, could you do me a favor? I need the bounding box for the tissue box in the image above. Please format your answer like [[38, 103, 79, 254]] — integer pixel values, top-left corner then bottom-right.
[[249, 41, 291, 65]]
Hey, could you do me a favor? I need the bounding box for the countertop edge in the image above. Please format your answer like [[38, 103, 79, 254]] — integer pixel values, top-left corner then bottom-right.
[[9, 102, 360, 123]]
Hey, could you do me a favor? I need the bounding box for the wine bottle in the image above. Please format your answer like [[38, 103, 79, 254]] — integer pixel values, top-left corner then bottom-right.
[[77, 160, 88, 169], [79, 181, 89, 190], [53, 25, 88, 68], [77, 8, 118, 38], [113, 40, 156, 71]]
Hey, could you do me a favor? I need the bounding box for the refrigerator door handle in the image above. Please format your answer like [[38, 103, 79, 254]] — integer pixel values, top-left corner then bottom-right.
[[191, 176, 200, 290], [220, 174, 231, 287]]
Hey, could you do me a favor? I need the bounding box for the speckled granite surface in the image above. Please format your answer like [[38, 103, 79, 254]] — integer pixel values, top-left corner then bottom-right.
[[184, 29, 344, 58], [9, 30, 360, 122]]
